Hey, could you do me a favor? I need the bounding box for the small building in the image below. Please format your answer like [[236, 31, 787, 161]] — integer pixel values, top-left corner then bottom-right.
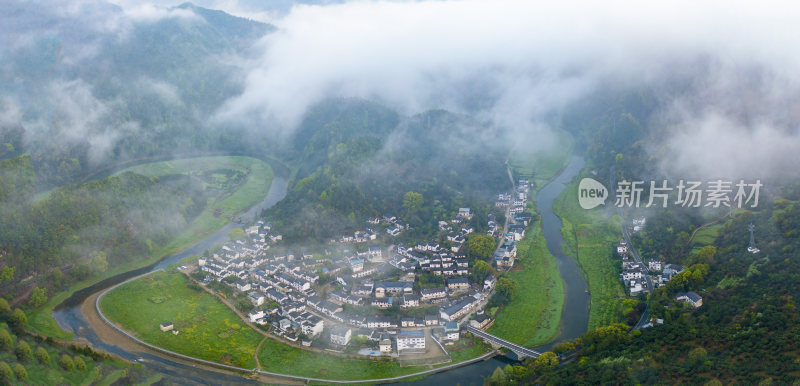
[[676, 291, 703, 308], [483, 275, 496, 291], [421, 287, 447, 301], [160, 322, 174, 332], [402, 294, 420, 308], [447, 277, 470, 291], [424, 314, 440, 326], [470, 313, 491, 329], [444, 321, 460, 341], [617, 240, 628, 255], [379, 338, 393, 353], [397, 330, 426, 352], [648, 260, 662, 272], [330, 325, 352, 346]]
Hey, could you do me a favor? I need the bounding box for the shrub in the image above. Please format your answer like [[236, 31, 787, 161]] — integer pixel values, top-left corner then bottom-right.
[[74, 356, 87, 371], [0, 361, 13, 383], [0, 329, 11, 350], [13, 363, 26, 381], [14, 340, 32, 362], [35, 346, 50, 365], [59, 354, 75, 371]]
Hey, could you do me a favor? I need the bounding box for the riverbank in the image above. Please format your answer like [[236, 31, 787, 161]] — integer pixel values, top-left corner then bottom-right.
[[552, 175, 627, 331], [29, 156, 278, 340]]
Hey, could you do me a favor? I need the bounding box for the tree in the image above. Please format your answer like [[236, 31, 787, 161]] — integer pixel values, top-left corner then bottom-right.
[[13, 363, 26, 381], [9, 308, 26, 330], [496, 277, 519, 301], [553, 341, 576, 354], [59, 354, 75, 371], [235, 298, 254, 313], [88, 251, 108, 273], [471, 260, 494, 283], [402, 191, 423, 211], [228, 228, 246, 241], [74, 356, 87, 371], [0, 330, 11, 350], [486, 366, 508, 385], [505, 364, 530, 382], [688, 347, 707, 365], [695, 245, 717, 265], [535, 351, 559, 371], [467, 234, 495, 261], [0, 266, 14, 284], [35, 346, 50, 365], [0, 361, 13, 383], [14, 340, 31, 362], [0, 298, 9, 316], [28, 287, 48, 308], [51, 268, 64, 288]]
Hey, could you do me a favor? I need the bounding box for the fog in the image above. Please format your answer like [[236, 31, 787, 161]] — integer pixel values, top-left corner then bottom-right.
[[2, 0, 799, 180], [216, 0, 800, 179]]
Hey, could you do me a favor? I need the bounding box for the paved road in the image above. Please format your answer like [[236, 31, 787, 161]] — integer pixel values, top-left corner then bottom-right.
[[609, 166, 653, 330]]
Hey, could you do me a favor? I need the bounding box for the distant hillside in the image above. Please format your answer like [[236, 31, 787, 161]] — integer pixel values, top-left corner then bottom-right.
[[0, 1, 273, 188]]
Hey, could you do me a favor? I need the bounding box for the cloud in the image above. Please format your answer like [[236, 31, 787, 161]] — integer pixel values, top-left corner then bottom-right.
[[23, 79, 141, 165], [214, 0, 800, 171]]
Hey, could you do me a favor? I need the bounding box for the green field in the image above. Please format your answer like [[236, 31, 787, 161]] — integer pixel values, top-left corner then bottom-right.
[[689, 223, 723, 254], [117, 156, 275, 256], [101, 271, 260, 368], [257, 336, 487, 380], [553, 180, 627, 331], [510, 127, 574, 191], [486, 129, 572, 347], [28, 156, 274, 339], [488, 217, 564, 347], [102, 271, 488, 380]]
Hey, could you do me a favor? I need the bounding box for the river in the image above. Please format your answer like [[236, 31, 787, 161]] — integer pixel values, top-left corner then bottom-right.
[[50, 154, 588, 385], [52, 164, 289, 385], [395, 155, 589, 385]]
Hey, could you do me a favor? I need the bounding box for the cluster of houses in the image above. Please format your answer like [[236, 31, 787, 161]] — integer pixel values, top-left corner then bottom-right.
[[617, 240, 650, 296], [366, 214, 408, 237], [197, 219, 498, 354], [491, 179, 534, 269], [192, 184, 548, 358], [495, 179, 530, 215], [618, 238, 689, 296]]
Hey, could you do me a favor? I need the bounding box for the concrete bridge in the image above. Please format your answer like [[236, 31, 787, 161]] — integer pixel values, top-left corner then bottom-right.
[[466, 325, 541, 359]]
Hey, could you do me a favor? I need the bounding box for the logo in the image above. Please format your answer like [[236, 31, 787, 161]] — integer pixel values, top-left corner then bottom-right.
[[578, 178, 608, 209]]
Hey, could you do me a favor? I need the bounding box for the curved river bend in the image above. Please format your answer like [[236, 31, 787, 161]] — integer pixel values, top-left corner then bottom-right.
[[53, 170, 289, 385], [395, 155, 589, 385], [51, 155, 589, 385]]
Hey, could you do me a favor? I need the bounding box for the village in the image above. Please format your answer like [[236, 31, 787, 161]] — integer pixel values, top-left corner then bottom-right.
[[617, 217, 703, 313], [185, 179, 536, 359]]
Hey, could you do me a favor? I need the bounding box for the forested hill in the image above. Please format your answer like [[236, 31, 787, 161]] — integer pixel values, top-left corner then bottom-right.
[[0, 1, 273, 188], [483, 90, 800, 385], [266, 99, 510, 242]]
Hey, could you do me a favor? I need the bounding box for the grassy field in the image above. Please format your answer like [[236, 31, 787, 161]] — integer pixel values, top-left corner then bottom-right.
[[256, 335, 489, 380], [689, 223, 723, 254], [509, 128, 574, 191], [102, 271, 488, 380], [488, 217, 564, 347], [486, 129, 572, 347], [28, 156, 274, 339], [101, 271, 260, 368], [118, 156, 275, 258], [553, 179, 628, 331]]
